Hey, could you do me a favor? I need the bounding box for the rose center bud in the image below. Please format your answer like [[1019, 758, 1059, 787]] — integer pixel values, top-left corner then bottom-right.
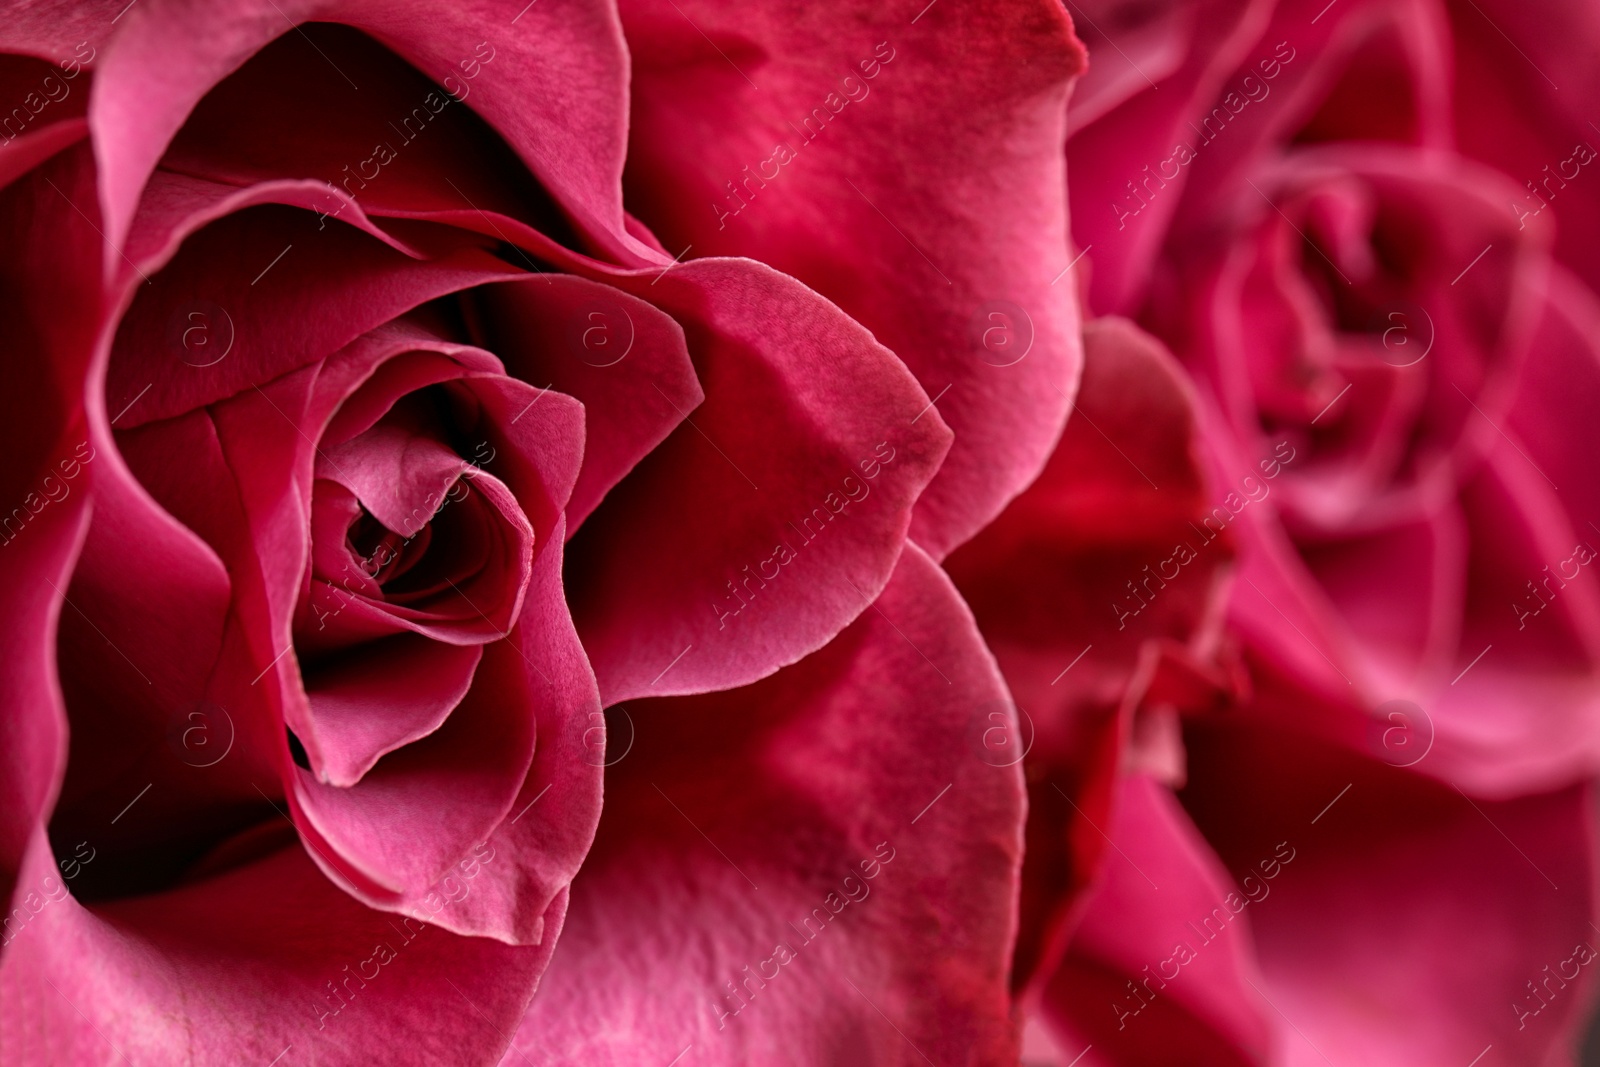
[[1225, 160, 1527, 529], [288, 387, 534, 787], [347, 508, 426, 585]]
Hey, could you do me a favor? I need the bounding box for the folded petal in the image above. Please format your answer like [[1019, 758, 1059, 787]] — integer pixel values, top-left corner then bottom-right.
[[109, 190, 518, 428], [87, 0, 637, 259], [291, 639, 537, 899], [568, 258, 951, 702], [509, 543, 1025, 1065], [303, 636, 483, 788], [469, 275, 703, 530], [616, 0, 1086, 557], [0, 140, 98, 917]]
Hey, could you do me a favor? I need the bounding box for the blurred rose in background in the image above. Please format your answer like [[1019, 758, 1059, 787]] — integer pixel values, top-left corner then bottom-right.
[[1001, 0, 1600, 1062]]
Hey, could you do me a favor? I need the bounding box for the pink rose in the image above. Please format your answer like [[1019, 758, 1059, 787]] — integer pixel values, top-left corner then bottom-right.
[[1075, 0, 1600, 792], [513, 0, 1090, 1058], [510, 544, 1032, 1064], [0, 1, 1082, 1062], [987, 0, 1600, 1062], [1030, 727, 1596, 1067], [955, 317, 1597, 1066]]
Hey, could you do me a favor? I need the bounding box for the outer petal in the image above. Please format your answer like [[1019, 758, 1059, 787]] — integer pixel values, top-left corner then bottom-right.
[[508, 543, 1025, 1065], [0, 141, 98, 925], [86, 0, 640, 261], [1, 841, 563, 1066], [1181, 710, 1600, 1067], [616, 0, 1087, 557], [0, 7, 124, 63], [47, 403, 271, 895]]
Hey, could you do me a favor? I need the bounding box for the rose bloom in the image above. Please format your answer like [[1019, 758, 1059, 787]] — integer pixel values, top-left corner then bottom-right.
[[0, 1, 1085, 1065], [956, 0, 1600, 1064]]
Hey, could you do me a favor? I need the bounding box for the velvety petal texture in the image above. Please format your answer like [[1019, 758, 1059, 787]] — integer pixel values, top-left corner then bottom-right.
[[0, 2, 999, 1063], [566, 258, 952, 702], [2, 843, 567, 1065], [508, 544, 1026, 1065], [16, 0, 1598, 1060], [617, 0, 1088, 558], [87, 0, 639, 259], [0, 136, 99, 931]]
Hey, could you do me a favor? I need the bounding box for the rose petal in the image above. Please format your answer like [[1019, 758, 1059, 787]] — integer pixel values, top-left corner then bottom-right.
[[0, 143, 98, 910], [1448, 0, 1600, 294], [413, 512, 604, 944], [1294, 483, 1467, 697], [156, 24, 581, 251], [109, 189, 519, 428], [948, 318, 1225, 714], [1065, 0, 1276, 314], [290, 639, 537, 899], [303, 636, 484, 788], [1168, 0, 1456, 248], [0, 841, 562, 1065], [292, 511, 602, 945], [1035, 775, 1274, 1067], [947, 319, 1234, 991], [319, 416, 469, 537], [299, 471, 532, 650], [1425, 443, 1600, 792], [0, 63, 87, 189], [469, 274, 703, 530], [508, 543, 1025, 1064], [88, 0, 638, 260], [567, 258, 952, 702], [615, 0, 1086, 557], [1182, 712, 1600, 1066], [112, 312, 598, 941]]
